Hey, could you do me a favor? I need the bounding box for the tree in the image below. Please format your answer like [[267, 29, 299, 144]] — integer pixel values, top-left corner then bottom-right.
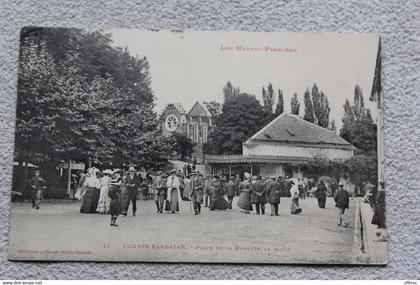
[[205, 93, 267, 154], [274, 89, 284, 115], [30, 27, 154, 105], [339, 85, 377, 153], [262, 83, 275, 114], [15, 28, 174, 171], [290, 93, 300, 115], [203, 100, 222, 119], [172, 133, 195, 160], [303, 88, 315, 123], [223, 81, 240, 102], [317, 92, 330, 128], [311, 84, 330, 128], [329, 119, 337, 133]]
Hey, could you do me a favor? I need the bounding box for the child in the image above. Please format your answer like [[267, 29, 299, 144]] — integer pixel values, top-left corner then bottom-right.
[[108, 173, 122, 226]]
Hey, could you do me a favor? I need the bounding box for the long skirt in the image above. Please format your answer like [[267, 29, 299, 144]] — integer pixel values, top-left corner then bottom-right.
[[169, 188, 180, 212], [237, 191, 252, 211], [317, 196, 326, 208], [290, 198, 302, 214], [119, 189, 127, 212], [209, 195, 230, 210], [97, 187, 111, 214], [109, 198, 121, 216], [80, 187, 100, 213], [372, 203, 386, 228]]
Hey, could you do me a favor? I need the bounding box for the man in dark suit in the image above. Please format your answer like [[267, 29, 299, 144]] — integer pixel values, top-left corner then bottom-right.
[[267, 176, 281, 216], [334, 182, 350, 227], [251, 176, 267, 215], [123, 167, 140, 216], [189, 171, 204, 215], [29, 169, 46, 210]]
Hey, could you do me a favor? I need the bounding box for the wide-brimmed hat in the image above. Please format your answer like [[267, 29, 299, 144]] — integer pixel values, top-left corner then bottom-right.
[[127, 166, 137, 173], [271, 176, 277, 179], [169, 169, 176, 174], [338, 182, 344, 187], [190, 171, 197, 175], [156, 170, 163, 175]]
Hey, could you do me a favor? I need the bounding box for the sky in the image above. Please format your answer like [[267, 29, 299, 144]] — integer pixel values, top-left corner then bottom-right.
[[108, 29, 379, 129]]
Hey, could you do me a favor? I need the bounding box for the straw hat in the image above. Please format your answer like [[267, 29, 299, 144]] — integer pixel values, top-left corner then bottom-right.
[[127, 166, 137, 173]]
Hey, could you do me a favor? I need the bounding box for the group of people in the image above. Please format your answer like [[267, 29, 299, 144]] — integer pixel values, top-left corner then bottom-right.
[[28, 165, 386, 230], [71, 166, 358, 227]]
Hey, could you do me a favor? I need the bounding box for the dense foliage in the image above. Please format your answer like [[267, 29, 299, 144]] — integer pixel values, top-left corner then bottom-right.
[[171, 133, 195, 160], [340, 85, 377, 153], [16, 27, 174, 170], [204, 93, 267, 154], [301, 155, 378, 186], [203, 100, 222, 120]]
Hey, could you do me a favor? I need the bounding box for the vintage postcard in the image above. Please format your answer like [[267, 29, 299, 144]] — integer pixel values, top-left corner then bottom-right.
[[8, 28, 386, 264]]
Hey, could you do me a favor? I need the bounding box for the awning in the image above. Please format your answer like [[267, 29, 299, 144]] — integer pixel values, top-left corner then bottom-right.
[[205, 154, 311, 165]]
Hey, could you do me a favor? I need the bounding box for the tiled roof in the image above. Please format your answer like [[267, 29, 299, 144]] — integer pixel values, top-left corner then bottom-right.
[[247, 113, 351, 146]]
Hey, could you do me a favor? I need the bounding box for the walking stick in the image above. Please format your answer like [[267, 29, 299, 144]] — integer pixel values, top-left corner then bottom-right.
[[189, 195, 192, 216]]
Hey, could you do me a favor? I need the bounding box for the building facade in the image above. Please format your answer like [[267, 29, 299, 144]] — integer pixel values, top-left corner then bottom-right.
[[206, 113, 355, 179], [161, 102, 212, 161]]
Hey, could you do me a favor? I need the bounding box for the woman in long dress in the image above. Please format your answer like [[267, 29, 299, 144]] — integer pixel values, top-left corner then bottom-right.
[[314, 181, 327, 208], [97, 170, 111, 214], [183, 175, 191, 200], [80, 168, 101, 213], [108, 175, 122, 227], [237, 177, 253, 213], [371, 182, 386, 228], [109, 171, 125, 210], [289, 178, 302, 214], [209, 176, 230, 211], [166, 169, 181, 213]]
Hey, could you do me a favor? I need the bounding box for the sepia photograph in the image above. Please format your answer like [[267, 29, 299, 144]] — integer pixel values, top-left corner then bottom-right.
[[8, 28, 386, 264]]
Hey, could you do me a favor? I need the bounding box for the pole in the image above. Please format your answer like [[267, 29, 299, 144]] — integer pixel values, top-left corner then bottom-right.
[[67, 159, 71, 199]]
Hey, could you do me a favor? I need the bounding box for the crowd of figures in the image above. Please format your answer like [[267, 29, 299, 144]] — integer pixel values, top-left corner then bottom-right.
[[68, 166, 355, 228], [27, 167, 385, 229]]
